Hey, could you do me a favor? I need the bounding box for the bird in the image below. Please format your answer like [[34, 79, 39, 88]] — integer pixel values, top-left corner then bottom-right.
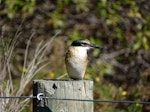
[[65, 39, 104, 80]]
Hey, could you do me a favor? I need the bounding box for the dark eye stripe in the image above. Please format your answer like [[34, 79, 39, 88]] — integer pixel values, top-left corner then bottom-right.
[[71, 40, 89, 47]]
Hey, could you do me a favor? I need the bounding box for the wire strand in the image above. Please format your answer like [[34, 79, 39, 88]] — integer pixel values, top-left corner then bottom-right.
[[0, 95, 150, 105]]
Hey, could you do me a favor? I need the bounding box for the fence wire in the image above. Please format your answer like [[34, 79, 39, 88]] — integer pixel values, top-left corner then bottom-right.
[[0, 93, 150, 105]]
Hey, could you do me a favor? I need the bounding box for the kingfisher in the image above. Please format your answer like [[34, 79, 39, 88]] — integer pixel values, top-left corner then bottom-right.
[[65, 39, 104, 80]]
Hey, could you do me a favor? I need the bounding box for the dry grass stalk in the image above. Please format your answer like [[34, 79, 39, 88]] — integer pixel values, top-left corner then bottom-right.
[[0, 29, 59, 111]]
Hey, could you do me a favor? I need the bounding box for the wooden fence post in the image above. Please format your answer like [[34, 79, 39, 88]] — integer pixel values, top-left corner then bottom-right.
[[33, 80, 93, 112]]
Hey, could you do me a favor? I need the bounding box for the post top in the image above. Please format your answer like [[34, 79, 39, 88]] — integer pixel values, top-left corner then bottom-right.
[[33, 79, 93, 83]]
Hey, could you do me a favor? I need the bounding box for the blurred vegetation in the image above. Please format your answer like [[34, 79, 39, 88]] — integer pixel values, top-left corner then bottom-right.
[[0, 0, 150, 112], [0, 0, 35, 18]]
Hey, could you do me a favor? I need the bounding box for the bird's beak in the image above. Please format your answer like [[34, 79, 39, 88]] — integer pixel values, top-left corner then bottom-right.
[[89, 44, 104, 49]]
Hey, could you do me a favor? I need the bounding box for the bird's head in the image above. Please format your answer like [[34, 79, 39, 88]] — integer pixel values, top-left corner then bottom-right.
[[71, 39, 104, 50]]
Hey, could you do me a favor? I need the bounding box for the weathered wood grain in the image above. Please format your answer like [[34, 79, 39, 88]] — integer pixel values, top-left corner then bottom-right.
[[33, 80, 93, 112]]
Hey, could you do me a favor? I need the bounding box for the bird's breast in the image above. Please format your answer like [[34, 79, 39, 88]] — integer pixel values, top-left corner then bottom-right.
[[65, 47, 89, 79], [66, 47, 88, 64]]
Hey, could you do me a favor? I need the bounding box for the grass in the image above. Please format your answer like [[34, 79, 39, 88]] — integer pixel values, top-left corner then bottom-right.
[[0, 29, 59, 112]]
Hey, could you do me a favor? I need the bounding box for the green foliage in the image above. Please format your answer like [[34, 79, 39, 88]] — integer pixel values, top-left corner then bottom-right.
[[97, 1, 107, 17], [102, 108, 124, 112], [89, 38, 103, 57], [73, 0, 88, 12], [101, 103, 142, 112], [68, 29, 82, 41], [87, 60, 114, 81], [1, 0, 35, 18], [131, 33, 142, 50], [47, 0, 68, 29], [22, 108, 30, 112], [126, 104, 143, 112], [131, 32, 150, 50], [99, 84, 117, 99], [115, 28, 124, 41], [142, 37, 149, 50], [90, 37, 103, 45], [48, 11, 65, 28]]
